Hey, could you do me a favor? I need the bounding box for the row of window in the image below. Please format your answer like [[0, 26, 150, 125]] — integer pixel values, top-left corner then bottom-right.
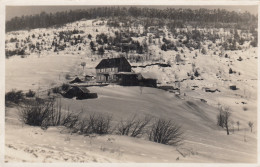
[[97, 68, 118, 73], [97, 75, 116, 80]]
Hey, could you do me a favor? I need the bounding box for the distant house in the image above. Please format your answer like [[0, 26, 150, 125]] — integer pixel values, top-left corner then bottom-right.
[[85, 75, 94, 81], [95, 57, 131, 83], [64, 86, 89, 98], [70, 77, 83, 84], [63, 86, 97, 99]]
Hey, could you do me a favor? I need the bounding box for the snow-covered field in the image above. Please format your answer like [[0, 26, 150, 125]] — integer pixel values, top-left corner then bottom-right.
[[5, 86, 257, 163], [5, 19, 258, 163]]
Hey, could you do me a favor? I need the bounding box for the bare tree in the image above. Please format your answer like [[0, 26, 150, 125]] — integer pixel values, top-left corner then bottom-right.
[[140, 86, 143, 94], [217, 106, 231, 135], [248, 121, 254, 133], [224, 107, 231, 135], [230, 120, 235, 133], [223, 107, 231, 135], [81, 62, 86, 71], [236, 121, 240, 131], [217, 107, 224, 128]]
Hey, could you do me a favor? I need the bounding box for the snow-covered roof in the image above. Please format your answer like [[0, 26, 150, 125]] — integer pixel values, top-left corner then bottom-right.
[[115, 72, 137, 75]]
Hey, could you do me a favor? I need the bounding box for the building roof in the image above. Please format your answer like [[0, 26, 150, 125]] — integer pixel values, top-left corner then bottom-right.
[[70, 77, 83, 84], [85, 74, 94, 77], [70, 86, 90, 93], [77, 86, 90, 93], [95, 57, 130, 69]]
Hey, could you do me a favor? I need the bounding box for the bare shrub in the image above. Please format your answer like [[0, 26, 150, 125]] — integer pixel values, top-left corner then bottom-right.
[[25, 89, 36, 98], [19, 98, 55, 127], [67, 113, 113, 135], [88, 113, 112, 135], [148, 118, 183, 146], [62, 111, 81, 131], [130, 116, 151, 137], [5, 89, 24, 105], [77, 119, 92, 135], [20, 99, 113, 135], [117, 116, 136, 136], [117, 115, 151, 137], [19, 97, 71, 129]]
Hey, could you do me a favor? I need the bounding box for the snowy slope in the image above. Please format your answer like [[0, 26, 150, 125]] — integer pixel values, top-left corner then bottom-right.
[[5, 18, 258, 163], [5, 86, 257, 163]]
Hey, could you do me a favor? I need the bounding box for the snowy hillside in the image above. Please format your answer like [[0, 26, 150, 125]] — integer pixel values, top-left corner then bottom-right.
[[5, 18, 258, 163]]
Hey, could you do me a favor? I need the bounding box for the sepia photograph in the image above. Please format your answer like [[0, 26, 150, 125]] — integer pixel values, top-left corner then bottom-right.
[[2, 0, 259, 164]]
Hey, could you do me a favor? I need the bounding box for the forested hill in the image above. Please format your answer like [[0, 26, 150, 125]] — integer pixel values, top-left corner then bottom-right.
[[6, 7, 257, 32]]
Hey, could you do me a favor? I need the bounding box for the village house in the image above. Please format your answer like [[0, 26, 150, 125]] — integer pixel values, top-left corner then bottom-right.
[[95, 57, 132, 83], [95, 57, 157, 87]]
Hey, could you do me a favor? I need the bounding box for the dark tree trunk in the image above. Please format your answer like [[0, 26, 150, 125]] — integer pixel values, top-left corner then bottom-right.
[[226, 126, 229, 135], [226, 122, 229, 135]]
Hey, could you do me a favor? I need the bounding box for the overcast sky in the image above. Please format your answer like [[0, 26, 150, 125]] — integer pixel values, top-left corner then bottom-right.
[[6, 5, 258, 21]]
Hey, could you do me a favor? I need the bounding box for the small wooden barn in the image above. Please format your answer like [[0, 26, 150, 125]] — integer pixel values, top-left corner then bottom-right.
[[63, 86, 97, 99], [70, 77, 83, 84], [114, 72, 140, 86]]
